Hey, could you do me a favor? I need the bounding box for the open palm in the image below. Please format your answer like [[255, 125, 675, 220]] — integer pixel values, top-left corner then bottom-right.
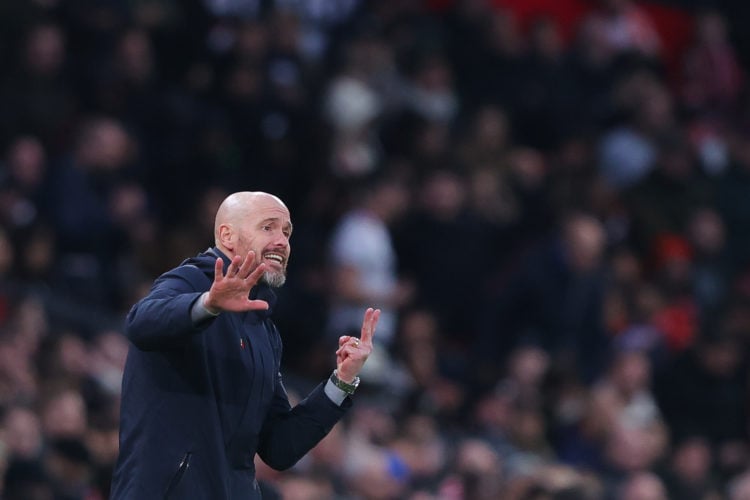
[[204, 251, 269, 313]]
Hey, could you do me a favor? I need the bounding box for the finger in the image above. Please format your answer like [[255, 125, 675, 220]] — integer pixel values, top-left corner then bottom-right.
[[336, 338, 361, 356], [225, 255, 241, 277], [246, 299, 269, 310], [237, 251, 256, 279], [338, 336, 352, 347], [244, 261, 266, 285], [213, 258, 225, 282], [337, 345, 361, 360], [360, 308, 381, 345]]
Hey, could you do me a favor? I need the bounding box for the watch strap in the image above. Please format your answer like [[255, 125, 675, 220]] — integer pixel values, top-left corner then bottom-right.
[[330, 370, 360, 395]]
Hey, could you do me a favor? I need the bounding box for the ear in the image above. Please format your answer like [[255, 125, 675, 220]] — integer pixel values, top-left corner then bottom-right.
[[218, 223, 234, 250]]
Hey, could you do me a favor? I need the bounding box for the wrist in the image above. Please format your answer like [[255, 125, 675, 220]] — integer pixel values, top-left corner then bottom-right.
[[330, 369, 360, 395], [201, 292, 221, 316]]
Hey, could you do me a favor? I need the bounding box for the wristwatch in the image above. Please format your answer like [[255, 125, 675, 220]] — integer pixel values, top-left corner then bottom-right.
[[330, 370, 360, 395]]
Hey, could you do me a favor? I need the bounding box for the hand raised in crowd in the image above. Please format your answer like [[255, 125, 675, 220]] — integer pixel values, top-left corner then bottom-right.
[[336, 307, 380, 383], [204, 251, 269, 313]]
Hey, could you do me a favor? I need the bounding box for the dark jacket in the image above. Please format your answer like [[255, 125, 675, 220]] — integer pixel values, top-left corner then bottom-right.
[[110, 248, 349, 499]]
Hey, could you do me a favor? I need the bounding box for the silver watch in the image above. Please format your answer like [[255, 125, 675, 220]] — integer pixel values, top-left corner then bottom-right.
[[330, 370, 360, 395]]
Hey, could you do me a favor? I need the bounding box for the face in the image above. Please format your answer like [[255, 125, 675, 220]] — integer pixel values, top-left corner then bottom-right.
[[233, 195, 292, 288]]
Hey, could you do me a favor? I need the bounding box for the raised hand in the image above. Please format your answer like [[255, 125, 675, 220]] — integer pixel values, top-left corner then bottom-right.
[[204, 251, 269, 313], [335, 308, 380, 383]]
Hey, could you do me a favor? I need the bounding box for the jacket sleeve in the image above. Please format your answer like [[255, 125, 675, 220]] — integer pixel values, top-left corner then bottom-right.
[[256, 373, 351, 470], [124, 269, 213, 351]]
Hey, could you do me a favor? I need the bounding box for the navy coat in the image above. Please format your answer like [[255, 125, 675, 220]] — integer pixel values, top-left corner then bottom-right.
[[110, 248, 350, 499]]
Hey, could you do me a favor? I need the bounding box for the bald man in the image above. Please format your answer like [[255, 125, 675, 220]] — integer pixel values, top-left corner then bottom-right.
[[111, 192, 380, 499]]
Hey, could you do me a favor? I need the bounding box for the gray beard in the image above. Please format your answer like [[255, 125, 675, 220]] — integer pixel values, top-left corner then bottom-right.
[[262, 270, 286, 288]]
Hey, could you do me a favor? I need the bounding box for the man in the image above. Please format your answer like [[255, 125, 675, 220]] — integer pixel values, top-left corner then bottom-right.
[[110, 192, 380, 499]]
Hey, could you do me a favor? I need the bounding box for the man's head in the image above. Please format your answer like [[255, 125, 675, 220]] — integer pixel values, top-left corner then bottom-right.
[[214, 192, 292, 288]]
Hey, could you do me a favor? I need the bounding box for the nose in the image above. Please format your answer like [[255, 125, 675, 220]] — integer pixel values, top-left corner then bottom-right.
[[273, 231, 290, 248]]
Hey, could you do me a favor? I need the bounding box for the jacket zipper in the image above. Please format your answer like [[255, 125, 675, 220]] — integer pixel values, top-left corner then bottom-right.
[[164, 452, 192, 499]]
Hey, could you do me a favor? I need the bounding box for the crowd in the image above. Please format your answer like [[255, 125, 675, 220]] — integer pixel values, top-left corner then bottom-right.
[[0, 0, 750, 498]]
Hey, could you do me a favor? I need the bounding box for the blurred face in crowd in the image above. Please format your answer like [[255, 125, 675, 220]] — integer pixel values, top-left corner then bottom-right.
[[421, 171, 465, 221], [3, 406, 43, 459], [672, 437, 712, 482], [619, 472, 668, 500], [7, 136, 46, 188], [730, 472, 750, 500], [688, 208, 725, 255], [76, 118, 133, 171], [41, 390, 88, 438], [612, 350, 650, 396], [564, 214, 606, 272], [215, 192, 292, 288], [25, 23, 65, 76]]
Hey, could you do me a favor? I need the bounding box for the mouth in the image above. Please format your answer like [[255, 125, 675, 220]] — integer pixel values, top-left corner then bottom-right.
[[262, 252, 286, 268]]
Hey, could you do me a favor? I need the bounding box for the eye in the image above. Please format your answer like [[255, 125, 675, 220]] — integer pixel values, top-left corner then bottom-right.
[[262, 225, 272, 231]]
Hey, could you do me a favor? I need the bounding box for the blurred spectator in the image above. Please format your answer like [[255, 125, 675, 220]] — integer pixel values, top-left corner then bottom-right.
[[601, 423, 667, 494], [729, 470, 750, 500], [43, 437, 96, 500], [327, 172, 414, 360], [647, 233, 700, 353], [2, 458, 53, 500], [501, 345, 550, 410], [474, 212, 608, 385], [663, 436, 722, 500], [681, 9, 744, 121], [402, 53, 458, 124], [470, 7, 526, 113], [0, 21, 75, 148], [0, 328, 39, 407], [655, 333, 749, 475], [440, 438, 504, 500], [39, 389, 88, 440], [388, 413, 448, 491], [394, 307, 466, 422], [617, 471, 669, 500], [458, 105, 512, 171], [395, 168, 493, 346], [687, 207, 731, 317], [514, 17, 578, 150], [716, 136, 750, 274], [583, 348, 668, 472], [0, 135, 49, 230], [582, 0, 661, 60], [625, 132, 714, 260], [0, 228, 15, 325], [340, 404, 409, 499], [276, 472, 334, 500], [505, 147, 555, 238], [47, 116, 141, 311], [324, 62, 383, 177], [598, 73, 673, 189], [1, 405, 43, 461]]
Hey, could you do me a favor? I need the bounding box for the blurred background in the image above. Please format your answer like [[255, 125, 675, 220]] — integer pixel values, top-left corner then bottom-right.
[[0, 0, 750, 498]]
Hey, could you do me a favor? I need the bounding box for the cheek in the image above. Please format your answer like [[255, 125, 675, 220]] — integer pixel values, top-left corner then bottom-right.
[[237, 236, 260, 258]]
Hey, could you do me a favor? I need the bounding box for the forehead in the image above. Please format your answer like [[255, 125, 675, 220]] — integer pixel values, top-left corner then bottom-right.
[[249, 196, 291, 224]]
